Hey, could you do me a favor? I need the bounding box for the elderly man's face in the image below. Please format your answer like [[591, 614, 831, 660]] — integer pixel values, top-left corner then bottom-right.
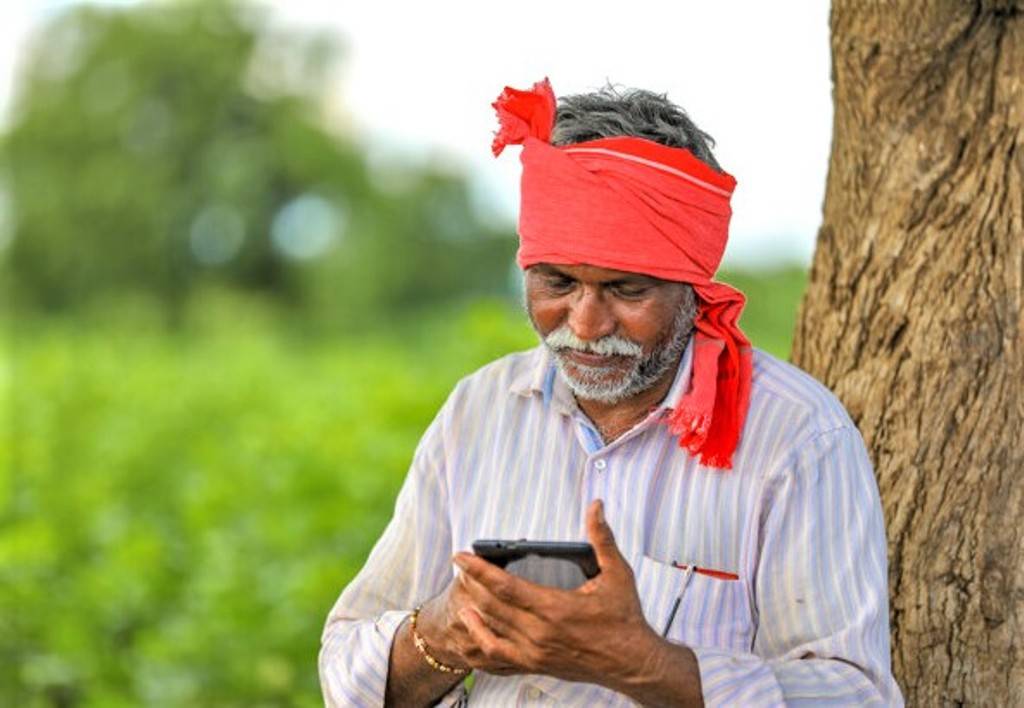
[[524, 263, 696, 405]]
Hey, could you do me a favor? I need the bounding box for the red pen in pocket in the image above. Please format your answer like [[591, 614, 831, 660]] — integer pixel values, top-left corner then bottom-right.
[[662, 561, 741, 637], [670, 561, 740, 581]]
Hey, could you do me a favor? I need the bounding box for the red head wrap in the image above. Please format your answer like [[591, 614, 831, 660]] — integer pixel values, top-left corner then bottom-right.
[[493, 78, 753, 470]]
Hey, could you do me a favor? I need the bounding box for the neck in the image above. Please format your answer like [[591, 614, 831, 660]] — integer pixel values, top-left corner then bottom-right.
[[575, 350, 683, 443]]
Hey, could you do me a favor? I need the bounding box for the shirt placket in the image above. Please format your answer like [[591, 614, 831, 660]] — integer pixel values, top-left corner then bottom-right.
[[572, 410, 663, 542], [571, 413, 607, 532]]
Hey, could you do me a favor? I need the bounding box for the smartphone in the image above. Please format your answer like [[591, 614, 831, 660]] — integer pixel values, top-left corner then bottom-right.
[[472, 539, 599, 590]]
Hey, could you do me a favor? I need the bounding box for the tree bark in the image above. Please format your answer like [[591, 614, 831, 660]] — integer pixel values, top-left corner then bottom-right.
[[791, 1, 1024, 704]]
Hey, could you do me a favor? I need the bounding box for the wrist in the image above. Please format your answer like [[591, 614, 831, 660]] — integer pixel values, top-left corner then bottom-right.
[[609, 627, 704, 707], [415, 601, 469, 671], [612, 626, 669, 691]]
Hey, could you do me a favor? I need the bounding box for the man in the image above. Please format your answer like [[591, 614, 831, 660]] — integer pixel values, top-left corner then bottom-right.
[[319, 79, 903, 706]]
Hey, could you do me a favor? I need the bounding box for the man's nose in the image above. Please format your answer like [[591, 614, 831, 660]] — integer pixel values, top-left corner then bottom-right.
[[568, 288, 616, 342]]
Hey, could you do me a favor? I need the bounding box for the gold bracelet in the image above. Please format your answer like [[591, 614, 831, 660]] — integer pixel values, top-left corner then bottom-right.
[[409, 605, 468, 675]]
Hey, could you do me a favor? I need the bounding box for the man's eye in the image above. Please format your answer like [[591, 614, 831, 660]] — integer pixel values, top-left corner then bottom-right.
[[612, 285, 650, 298], [546, 277, 574, 291]]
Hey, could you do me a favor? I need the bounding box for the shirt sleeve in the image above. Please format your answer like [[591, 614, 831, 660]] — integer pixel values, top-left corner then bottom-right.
[[318, 401, 466, 707], [692, 426, 903, 707]]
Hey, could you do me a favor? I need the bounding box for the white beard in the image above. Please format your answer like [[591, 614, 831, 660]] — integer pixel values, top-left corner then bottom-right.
[[543, 306, 695, 405]]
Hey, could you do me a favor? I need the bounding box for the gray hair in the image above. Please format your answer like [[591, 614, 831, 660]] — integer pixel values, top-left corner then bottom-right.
[[551, 83, 722, 172]]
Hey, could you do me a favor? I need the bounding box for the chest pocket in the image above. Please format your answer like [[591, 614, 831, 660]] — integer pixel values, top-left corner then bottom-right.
[[633, 554, 754, 653]]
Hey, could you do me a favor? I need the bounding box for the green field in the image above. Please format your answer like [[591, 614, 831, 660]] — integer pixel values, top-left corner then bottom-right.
[[1, 268, 806, 706]]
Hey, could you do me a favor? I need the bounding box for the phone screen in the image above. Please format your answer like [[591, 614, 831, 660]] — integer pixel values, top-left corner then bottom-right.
[[471, 540, 599, 590], [503, 555, 589, 589]]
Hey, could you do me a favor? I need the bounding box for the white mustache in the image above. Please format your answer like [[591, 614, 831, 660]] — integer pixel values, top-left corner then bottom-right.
[[544, 325, 643, 358]]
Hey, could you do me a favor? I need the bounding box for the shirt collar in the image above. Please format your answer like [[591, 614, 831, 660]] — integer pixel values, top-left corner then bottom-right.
[[510, 336, 695, 416]]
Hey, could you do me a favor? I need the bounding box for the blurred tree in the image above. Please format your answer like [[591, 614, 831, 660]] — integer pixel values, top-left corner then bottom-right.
[[0, 0, 515, 324]]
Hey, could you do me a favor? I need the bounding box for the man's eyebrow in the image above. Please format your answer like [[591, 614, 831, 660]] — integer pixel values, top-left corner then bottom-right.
[[605, 276, 659, 286], [532, 265, 657, 283], [532, 265, 575, 278], [530, 265, 664, 289]]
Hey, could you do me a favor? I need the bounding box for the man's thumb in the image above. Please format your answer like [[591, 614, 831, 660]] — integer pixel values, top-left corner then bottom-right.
[[586, 499, 624, 570]]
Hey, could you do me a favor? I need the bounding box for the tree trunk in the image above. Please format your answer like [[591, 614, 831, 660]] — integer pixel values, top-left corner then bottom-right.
[[791, 2, 1024, 704]]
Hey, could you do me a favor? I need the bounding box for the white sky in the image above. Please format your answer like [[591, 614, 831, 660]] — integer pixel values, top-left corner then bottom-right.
[[1, 1, 834, 267]]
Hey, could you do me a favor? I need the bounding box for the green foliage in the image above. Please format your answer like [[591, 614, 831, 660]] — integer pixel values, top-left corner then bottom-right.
[[1, 300, 537, 707], [1, 1, 515, 321], [719, 265, 807, 359]]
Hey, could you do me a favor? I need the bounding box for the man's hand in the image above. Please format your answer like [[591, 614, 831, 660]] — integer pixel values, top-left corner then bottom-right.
[[411, 544, 528, 674], [389, 499, 703, 706], [450, 500, 668, 690]]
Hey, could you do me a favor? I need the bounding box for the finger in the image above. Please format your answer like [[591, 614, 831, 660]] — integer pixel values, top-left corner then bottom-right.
[[586, 499, 629, 574], [449, 624, 509, 672], [451, 623, 517, 674], [458, 607, 524, 673], [453, 552, 544, 612], [458, 572, 540, 640]]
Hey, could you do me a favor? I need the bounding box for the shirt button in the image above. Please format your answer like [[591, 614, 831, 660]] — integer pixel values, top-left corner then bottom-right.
[[594, 459, 607, 471], [526, 686, 543, 700]]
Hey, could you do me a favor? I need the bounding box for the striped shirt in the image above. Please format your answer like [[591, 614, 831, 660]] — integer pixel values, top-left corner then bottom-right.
[[319, 339, 903, 706]]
